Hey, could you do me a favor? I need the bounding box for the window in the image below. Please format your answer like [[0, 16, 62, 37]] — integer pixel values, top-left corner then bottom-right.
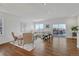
[[59, 24, 66, 29], [53, 24, 59, 29], [35, 24, 44, 31], [53, 24, 66, 29], [35, 24, 40, 30], [0, 19, 3, 35], [53, 24, 66, 36], [40, 24, 44, 29]]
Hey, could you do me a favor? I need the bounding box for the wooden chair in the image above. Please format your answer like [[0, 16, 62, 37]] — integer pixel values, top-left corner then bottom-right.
[[11, 32, 23, 45], [23, 33, 34, 47]]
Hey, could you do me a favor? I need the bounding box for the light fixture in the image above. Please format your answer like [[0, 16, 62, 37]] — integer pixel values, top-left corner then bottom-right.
[[33, 19, 46, 22], [43, 3, 47, 6], [41, 3, 47, 6]]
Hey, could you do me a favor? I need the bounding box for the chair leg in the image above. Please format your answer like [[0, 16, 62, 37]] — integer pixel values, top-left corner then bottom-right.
[[12, 39, 16, 43], [17, 40, 20, 45], [21, 40, 24, 46], [20, 40, 23, 45], [33, 39, 35, 48], [18, 40, 23, 46], [22, 40, 25, 46]]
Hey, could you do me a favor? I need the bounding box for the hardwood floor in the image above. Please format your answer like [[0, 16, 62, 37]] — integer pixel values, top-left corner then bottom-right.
[[0, 37, 78, 56]]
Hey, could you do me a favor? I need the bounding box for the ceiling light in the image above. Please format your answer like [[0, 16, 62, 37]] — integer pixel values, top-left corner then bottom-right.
[[43, 3, 47, 6], [33, 19, 46, 22], [42, 3, 47, 6]]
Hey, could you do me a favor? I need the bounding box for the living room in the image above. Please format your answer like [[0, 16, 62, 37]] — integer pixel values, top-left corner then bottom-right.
[[0, 3, 79, 56]]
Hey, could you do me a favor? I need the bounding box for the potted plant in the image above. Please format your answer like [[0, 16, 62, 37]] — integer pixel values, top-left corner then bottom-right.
[[71, 26, 79, 36]]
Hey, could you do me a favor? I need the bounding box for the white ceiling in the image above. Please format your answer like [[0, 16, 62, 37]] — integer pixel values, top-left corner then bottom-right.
[[0, 3, 79, 21]]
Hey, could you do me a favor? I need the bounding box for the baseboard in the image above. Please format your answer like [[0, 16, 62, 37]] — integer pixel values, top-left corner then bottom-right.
[[0, 40, 13, 45]]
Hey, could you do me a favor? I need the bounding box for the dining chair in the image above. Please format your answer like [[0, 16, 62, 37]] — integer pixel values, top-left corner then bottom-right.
[[11, 32, 23, 45], [23, 33, 34, 47]]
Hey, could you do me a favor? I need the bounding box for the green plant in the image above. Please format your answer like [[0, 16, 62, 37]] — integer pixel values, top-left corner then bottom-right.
[[71, 26, 79, 36], [71, 26, 79, 32]]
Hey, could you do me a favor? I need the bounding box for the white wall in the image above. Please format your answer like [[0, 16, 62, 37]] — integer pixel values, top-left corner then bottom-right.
[[66, 17, 77, 37], [0, 12, 21, 44], [20, 19, 34, 33], [0, 12, 35, 44]]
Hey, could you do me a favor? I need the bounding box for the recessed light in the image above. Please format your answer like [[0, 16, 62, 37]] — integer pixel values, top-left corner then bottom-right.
[[33, 19, 46, 22], [43, 3, 47, 6]]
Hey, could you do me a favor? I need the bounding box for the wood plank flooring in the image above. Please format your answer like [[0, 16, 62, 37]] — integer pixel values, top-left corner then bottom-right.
[[0, 37, 78, 56]]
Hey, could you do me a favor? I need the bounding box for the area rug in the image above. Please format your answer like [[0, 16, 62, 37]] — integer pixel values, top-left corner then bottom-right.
[[10, 41, 34, 51]]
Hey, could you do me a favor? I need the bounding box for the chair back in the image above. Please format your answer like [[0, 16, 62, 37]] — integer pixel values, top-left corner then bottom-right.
[[11, 32, 17, 41], [23, 33, 33, 43]]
